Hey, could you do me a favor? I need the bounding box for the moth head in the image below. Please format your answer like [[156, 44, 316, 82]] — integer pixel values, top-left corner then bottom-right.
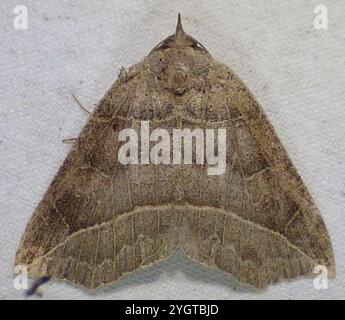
[[149, 13, 210, 56]]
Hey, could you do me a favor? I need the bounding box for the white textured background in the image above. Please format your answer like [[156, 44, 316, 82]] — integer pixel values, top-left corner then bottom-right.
[[0, 0, 344, 300]]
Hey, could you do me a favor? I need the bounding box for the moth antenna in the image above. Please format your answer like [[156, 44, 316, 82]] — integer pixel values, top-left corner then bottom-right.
[[175, 13, 185, 38]]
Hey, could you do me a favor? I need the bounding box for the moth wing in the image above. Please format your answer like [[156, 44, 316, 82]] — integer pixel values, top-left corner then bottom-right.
[[15, 69, 176, 289], [179, 62, 335, 288]]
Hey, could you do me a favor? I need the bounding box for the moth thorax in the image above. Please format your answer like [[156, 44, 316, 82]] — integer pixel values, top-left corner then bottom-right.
[[167, 64, 190, 96]]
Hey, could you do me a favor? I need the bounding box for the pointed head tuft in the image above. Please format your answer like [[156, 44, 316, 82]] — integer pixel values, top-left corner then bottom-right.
[[149, 13, 210, 55], [175, 13, 185, 39]]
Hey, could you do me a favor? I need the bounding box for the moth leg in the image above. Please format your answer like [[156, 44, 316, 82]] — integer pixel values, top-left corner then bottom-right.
[[60, 93, 92, 144], [25, 276, 51, 297], [71, 92, 92, 115], [62, 137, 78, 144]]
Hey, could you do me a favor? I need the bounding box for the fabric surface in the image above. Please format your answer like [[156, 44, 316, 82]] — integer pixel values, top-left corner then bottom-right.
[[0, 0, 344, 299]]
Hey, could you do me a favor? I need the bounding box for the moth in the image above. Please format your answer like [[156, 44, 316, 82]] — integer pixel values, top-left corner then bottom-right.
[[16, 14, 335, 290]]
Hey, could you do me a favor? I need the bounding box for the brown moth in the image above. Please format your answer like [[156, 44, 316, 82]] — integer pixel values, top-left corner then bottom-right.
[[16, 14, 335, 290]]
